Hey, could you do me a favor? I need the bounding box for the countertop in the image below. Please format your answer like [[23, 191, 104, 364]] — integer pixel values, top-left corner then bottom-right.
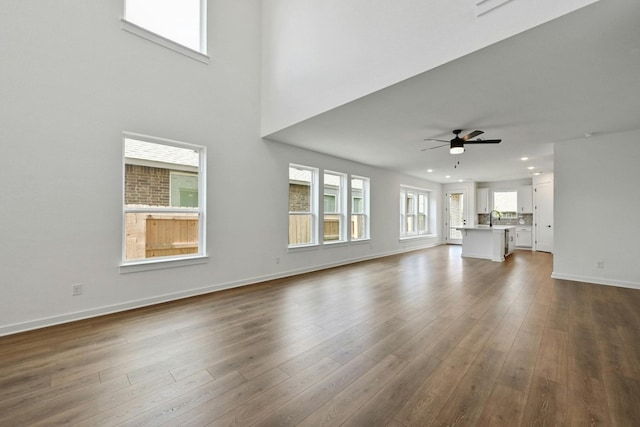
[[455, 225, 516, 231]]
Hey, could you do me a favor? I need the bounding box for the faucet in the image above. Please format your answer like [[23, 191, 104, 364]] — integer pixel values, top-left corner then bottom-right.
[[489, 210, 502, 227]]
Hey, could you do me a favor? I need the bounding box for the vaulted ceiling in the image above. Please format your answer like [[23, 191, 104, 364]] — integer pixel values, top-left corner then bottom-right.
[[264, 0, 640, 183]]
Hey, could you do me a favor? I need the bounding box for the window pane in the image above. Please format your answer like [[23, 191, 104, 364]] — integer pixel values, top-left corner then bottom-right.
[[351, 214, 366, 239], [125, 0, 202, 51], [171, 173, 198, 207], [323, 171, 344, 243], [289, 214, 312, 245], [418, 214, 426, 232], [494, 191, 517, 212], [352, 197, 363, 213], [125, 138, 200, 209], [289, 165, 317, 246], [324, 195, 336, 212], [289, 167, 312, 212], [406, 215, 416, 233], [324, 172, 341, 213], [324, 214, 341, 241], [352, 176, 369, 240], [352, 178, 364, 214], [125, 212, 199, 260]]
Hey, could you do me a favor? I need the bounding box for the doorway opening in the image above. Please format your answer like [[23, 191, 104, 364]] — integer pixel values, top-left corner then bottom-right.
[[446, 192, 465, 244]]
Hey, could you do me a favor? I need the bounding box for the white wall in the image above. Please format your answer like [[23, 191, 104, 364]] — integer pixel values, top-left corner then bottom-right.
[[261, 0, 599, 135], [0, 0, 442, 335], [553, 130, 640, 289]]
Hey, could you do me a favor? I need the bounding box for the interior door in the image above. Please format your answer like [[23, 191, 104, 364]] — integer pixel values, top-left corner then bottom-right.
[[535, 181, 554, 252], [445, 190, 467, 245]]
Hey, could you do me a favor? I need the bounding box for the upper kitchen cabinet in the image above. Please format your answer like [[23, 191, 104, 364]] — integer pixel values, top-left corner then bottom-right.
[[477, 188, 489, 214], [518, 185, 533, 213]]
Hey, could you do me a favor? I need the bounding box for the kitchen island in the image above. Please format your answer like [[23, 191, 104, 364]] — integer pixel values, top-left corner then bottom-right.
[[456, 226, 516, 262]]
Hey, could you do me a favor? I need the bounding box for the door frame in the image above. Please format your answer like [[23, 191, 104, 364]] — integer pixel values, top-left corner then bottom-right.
[[534, 180, 554, 252], [444, 188, 469, 245]]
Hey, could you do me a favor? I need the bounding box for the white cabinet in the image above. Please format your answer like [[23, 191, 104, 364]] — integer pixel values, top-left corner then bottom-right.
[[477, 188, 489, 214], [516, 227, 532, 247], [459, 226, 515, 262], [517, 185, 533, 213]]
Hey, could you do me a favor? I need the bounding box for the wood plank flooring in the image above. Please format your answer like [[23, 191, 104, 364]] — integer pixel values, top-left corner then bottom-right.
[[2, 246, 640, 426]]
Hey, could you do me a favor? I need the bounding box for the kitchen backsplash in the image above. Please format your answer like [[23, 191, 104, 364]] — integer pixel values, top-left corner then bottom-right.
[[477, 213, 533, 226]]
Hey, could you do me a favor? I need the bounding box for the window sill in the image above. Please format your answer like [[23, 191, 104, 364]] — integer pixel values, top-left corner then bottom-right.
[[400, 233, 437, 242], [288, 238, 371, 252], [121, 19, 210, 64], [323, 240, 348, 247], [288, 243, 319, 253], [120, 255, 209, 274]]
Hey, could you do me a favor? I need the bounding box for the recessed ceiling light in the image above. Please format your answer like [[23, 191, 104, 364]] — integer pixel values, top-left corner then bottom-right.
[[427, 169, 433, 173], [528, 166, 535, 170], [584, 133, 593, 138], [533, 171, 543, 176], [458, 179, 463, 182], [520, 157, 529, 161], [445, 175, 451, 179]]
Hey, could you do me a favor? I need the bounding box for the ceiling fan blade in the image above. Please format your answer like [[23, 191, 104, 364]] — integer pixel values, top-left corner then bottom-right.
[[461, 130, 484, 141], [423, 138, 449, 143], [421, 143, 448, 151], [464, 139, 502, 144]]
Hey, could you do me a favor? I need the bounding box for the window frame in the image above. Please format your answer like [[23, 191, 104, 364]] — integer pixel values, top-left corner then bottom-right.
[[400, 185, 431, 239], [323, 170, 347, 244], [350, 175, 370, 241], [288, 164, 319, 248], [121, 132, 207, 270], [121, 0, 209, 63]]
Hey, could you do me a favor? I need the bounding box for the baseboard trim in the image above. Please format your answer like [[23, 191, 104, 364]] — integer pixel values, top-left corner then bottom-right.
[[0, 242, 442, 337], [551, 272, 640, 290]]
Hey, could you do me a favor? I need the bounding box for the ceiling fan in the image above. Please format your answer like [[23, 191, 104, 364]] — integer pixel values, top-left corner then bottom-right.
[[423, 129, 502, 154]]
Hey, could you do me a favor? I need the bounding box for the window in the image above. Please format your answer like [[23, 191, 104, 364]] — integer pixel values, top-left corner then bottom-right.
[[170, 172, 198, 208], [289, 165, 318, 247], [289, 167, 368, 246], [351, 176, 370, 240], [123, 0, 208, 61], [123, 133, 206, 263], [400, 186, 430, 238], [493, 190, 517, 215], [323, 171, 346, 243], [418, 193, 427, 232]]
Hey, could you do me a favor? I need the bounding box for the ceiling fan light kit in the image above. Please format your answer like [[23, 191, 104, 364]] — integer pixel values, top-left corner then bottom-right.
[[425, 129, 502, 155], [450, 140, 465, 154]]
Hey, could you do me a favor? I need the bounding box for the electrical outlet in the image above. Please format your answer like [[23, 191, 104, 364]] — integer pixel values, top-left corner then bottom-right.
[[596, 261, 604, 269], [72, 283, 83, 296]]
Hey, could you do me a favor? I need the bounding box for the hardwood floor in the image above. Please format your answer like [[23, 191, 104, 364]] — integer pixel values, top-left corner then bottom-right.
[[2, 246, 640, 426]]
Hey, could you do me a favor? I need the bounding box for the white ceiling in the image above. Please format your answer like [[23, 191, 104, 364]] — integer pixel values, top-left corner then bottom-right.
[[264, 0, 640, 184]]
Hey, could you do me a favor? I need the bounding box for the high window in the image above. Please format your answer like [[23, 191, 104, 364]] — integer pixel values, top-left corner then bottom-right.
[[123, 0, 208, 61], [400, 186, 430, 238], [123, 133, 206, 264], [351, 176, 370, 240], [289, 165, 318, 247], [323, 171, 347, 243]]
